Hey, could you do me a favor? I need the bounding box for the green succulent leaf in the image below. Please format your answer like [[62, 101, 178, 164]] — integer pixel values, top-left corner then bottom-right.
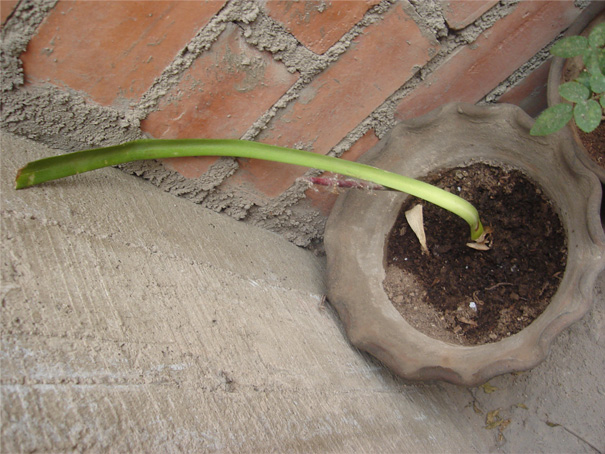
[[601, 96, 605, 110], [530, 104, 573, 136], [584, 47, 604, 76], [559, 81, 590, 102], [590, 71, 605, 93], [576, 71, 592, 88], [588, 22, 605, 48], [573, 99, 602, 133], [551, 35, 588, 58]]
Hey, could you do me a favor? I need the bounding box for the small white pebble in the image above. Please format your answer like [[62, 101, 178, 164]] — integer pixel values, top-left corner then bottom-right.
[[469, 301, 477, 311]]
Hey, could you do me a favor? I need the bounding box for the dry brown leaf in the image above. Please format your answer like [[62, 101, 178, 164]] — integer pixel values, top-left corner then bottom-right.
[[458, 316, 478, 326], [485, 409, 501, 429], [481, 382, 498, 394], [499, 419, 511, 431], [405, 204, 429, 255], [466, 242, 491, 251], [467, 226, 493, 251]]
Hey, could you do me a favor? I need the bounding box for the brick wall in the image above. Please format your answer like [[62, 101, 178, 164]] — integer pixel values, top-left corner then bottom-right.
[[0, 0, 586, 246]]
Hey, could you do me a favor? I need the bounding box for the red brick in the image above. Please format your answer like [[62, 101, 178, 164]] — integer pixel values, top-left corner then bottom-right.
[[261, 3, 437, 151], [1, 0, 19, 26], [304, 129, 380, 215], [395, 1, 582, 121], [218, 156, 305, 200], [141, 24, 299, 179], [264, 0, 382, 54], [497, 59, 550, 117], [240, 3, 437, 197], [21, 1, 225, 106], [441, 0, 499, 30]]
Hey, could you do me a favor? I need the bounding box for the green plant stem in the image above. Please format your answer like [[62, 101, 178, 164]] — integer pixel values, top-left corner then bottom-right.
[[15, 139, 485, 240]]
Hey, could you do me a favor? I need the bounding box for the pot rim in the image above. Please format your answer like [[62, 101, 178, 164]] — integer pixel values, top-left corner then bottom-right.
[[325, 102, 605, 386]]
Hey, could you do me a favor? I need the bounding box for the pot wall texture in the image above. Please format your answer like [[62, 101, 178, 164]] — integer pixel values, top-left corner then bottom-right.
[[0, 0, 587, 246]]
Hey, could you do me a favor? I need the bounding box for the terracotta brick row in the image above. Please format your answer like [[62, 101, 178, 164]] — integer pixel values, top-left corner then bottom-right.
[[394, 1, 582, 121], [263, 0, 382, 54], [497, 60, 551, 117], [21, 1, 226, 106], [141, 23, 299, 179], [1, 0, 19, 27], [441, 0, 499, 30], [232, 2, 439, 198]]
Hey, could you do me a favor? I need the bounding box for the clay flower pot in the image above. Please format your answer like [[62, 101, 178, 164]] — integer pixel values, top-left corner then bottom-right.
[[324, 103, 605, 386], [547, 2, 605, 183]]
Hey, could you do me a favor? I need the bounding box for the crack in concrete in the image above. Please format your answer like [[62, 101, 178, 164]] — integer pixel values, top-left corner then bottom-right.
[[543, 419, 604, 454]]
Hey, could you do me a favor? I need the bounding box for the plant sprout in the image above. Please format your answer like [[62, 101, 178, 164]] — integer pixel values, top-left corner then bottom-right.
[[531, 22, 605, 136], [15, 138, 485, 241]]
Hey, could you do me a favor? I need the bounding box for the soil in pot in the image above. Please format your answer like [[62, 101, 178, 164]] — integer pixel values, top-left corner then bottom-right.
[[577, 122, 605, 170], [384, 163, 568, 346]]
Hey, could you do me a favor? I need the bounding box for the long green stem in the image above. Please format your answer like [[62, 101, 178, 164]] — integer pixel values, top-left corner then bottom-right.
[[15, 139, 484, 240]]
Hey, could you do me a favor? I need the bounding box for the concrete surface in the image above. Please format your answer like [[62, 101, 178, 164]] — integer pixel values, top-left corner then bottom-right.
[[1, 131, 604, 452]]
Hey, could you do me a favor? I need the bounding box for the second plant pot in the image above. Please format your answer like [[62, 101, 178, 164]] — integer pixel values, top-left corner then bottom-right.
[[324, 103, 605, 386], [546, 2, 605, 183]]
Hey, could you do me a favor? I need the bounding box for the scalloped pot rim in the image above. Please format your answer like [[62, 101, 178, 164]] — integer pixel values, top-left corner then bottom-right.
[[324, 102, 605, 386]]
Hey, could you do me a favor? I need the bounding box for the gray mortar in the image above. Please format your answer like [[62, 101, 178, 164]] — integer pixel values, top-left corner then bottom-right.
[[574, 0, 592, 8], [135, 0, 260, 117], [1, 0, 141, 151], [0, 0, 572, 247], [0, 0, 57, 91], [406, 0, 448, 38], [239, 0, 397, 140], [481, 44, 554, 106], [451, 0, 520, 45], [1, 86, 142, 150]]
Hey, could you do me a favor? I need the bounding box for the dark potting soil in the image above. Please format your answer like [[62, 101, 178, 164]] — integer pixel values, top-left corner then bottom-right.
[[578, 121, 605, 170], [384, 163, 567, 346]]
